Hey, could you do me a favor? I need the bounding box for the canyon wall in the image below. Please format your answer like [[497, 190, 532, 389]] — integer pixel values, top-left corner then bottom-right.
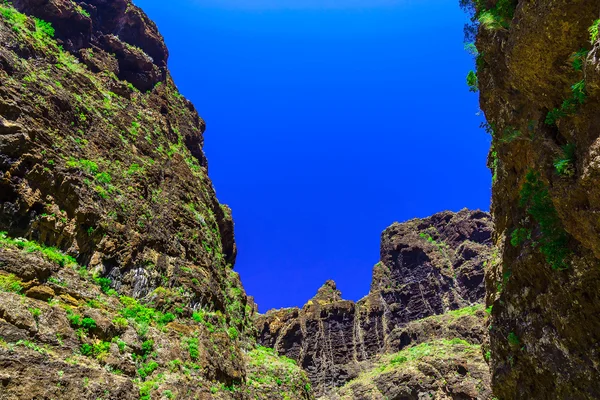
[[468, 0, 600, 398], [0, 1, 311, 398], [257, 209, 494, 397]]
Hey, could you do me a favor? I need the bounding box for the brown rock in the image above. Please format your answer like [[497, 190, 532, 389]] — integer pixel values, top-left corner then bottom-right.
[[25, 285, 55, 301], [470, 0, 600, 398], [257, 209, 494, 396]]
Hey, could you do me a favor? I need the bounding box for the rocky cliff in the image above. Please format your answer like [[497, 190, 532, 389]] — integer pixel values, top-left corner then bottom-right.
[[466, 0, 600, 398], [256, 209, 494, 397], [0, 1, 311, 399]]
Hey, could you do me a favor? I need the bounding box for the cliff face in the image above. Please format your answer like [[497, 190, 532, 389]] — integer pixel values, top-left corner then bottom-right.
[[468, 0, 600, 398], [0, 1, 311, 399], [256, 209, 494, 397]]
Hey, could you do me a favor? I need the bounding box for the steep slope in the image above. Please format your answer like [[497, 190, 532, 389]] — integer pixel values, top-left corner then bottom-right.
[[0, 1, 311, 399], [466, 0, 600, 398], [257, 209, 494, 397], [326, 306, 491, 400]]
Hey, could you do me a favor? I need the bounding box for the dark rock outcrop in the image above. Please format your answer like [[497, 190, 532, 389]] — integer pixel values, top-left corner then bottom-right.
[[0, 1, 311, 398], [467, 0, 600, 398], [256, 209, 494, 396]]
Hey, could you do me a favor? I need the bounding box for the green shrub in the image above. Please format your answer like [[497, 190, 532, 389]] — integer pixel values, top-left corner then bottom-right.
[[466, 70, 478, 92], [29, 308, 42, 320], [33, 18, 54, 38], [510, 227, 530, 247], [507, 332, 520, 346], [519, 170, 570, 269], [112, 317, 129, 329], [94, 277, 112, 294], [138, 361, 159, 380], [477, 0, 516, 30], [80, 343, 93, 356], [81, 317, 97, 331], [95, 172, 111, 184], [141, 340, 154, 357], [93, 341, 111, 358], [571, 49, 589, 71], [158, 312, 175, 325], [545, 80, 587, 125], [590, 19, 600, 43], [554, 143, 576, 177], [227, 326, 239, 341], [0, 232, 77, 267], [185, 337, 199, 360], [0, 273, 23, 293]]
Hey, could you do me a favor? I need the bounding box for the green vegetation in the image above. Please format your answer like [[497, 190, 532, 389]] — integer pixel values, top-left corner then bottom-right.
[[80, 343, 93, 356], [246, 345, 308, 395], [141, 340, 154, 358], [545, 80, 587, 125], [0, 232, 77, 267], [510, 227, 531, 247], [466, 70, 478, 92], [34, 18, 54, 38], [477, 0, 516, 31], [508, 332, 520, 346], [15, 340, 47, 354], [389, 338, 473, 366], [589, 19, 600, 43], [571, 49, 589, 71], [185, 337, 199, 360], [119, 296, 176, 327], [80, 341, 110, 358], [518, 170, 570, 270], [227, 326, 239, 341], [554, 143, 576, 177], [499, 126, 522, 143], [0, 273, 23, 293], [29, 308, 42, 321], [94, 277, 112, 294], [138, 360, 159, 380]]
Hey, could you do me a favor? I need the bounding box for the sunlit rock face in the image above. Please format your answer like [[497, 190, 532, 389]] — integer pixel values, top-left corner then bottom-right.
[[469, 0, 600, 398], [0, 1, 313, 398], [257, 209, 494, 397]]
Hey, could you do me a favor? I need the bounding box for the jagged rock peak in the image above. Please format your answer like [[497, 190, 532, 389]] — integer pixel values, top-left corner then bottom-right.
[[256, 209, 494, 397], [307, 279, 342, 306]]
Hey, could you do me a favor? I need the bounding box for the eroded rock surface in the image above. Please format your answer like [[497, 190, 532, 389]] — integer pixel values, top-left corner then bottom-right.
[[257, 209, 493, 396], [467, 0, 600, 398], [0, 1, 311, 398]]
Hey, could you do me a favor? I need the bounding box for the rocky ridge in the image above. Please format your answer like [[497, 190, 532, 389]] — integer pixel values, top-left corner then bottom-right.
[[257, 209, 494, 397], [0, 1, 311, 399], [466, 0, 600, 398]]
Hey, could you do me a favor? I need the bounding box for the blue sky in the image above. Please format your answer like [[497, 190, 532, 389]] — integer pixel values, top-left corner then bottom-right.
[[135, 0, 490, 312]]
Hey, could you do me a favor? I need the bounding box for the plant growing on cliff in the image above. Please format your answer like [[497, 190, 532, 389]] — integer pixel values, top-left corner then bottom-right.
[[519, 170, 570, 270], [545, 80, 587, 125], [554, 143, 576, 177], [466, 70, 478, 92], [476, 0, 516, 30], [589, 19, 600, 43], [0, 232, 77, 267], [0, 273, 23, 293], [510, 227, 530, 247], [571, 49, 589, 71]]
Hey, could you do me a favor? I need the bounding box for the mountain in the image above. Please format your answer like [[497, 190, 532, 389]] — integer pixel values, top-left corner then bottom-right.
[[467, 0, 600, 397], [0, 1, 311, 398], [257, 209, 494, 398]]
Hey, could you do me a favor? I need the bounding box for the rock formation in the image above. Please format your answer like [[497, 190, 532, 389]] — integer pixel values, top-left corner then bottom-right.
[[466, 0, 600, 398], [256, 209, 494, 397], [0, 1, 311, 398]]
